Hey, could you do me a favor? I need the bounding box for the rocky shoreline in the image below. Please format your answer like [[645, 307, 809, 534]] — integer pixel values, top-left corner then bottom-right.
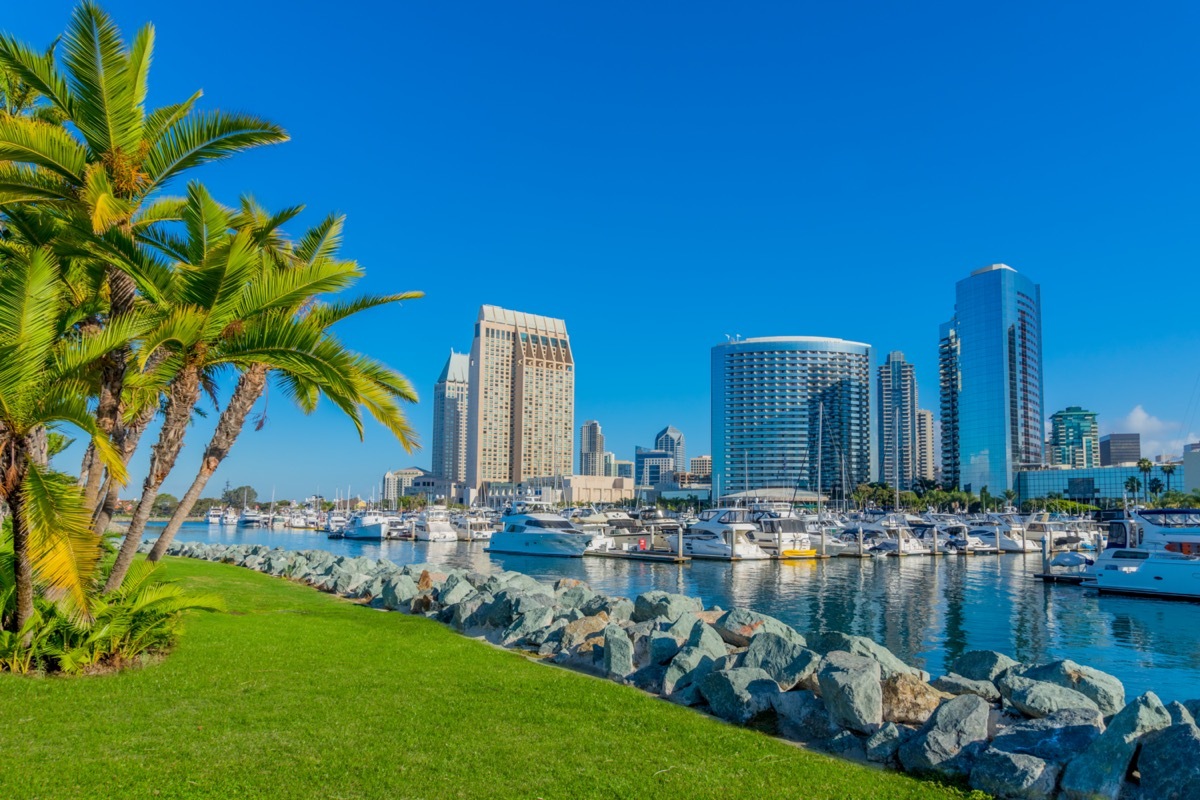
[[153, 540, 1200, 799]]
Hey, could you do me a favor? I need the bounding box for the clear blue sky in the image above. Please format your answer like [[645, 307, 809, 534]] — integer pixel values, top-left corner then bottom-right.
[[11, 1, 1200, 499]]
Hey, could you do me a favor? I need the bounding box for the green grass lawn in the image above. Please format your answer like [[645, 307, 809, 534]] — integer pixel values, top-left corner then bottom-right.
[[0, 558, 981, 800]]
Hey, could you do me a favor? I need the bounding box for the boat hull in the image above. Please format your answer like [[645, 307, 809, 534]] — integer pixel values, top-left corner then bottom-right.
[[486, 531, 591, 557], [342, 522, 385, 540]]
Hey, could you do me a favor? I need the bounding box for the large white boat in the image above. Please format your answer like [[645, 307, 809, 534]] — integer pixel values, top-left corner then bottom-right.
[[342, 511, 386, 540], [486, 513, 598, 557], [1083, 509, 1200, 599], [452, 509, 495, 541], [206, 507, 223, 525], [237, 508, 263, 527], [968, 520, 1038, 552], [414, 508, 458, 542], [325, 513, 348, 535], [221, 508, 239, 526], [684, 508, 770, 560]]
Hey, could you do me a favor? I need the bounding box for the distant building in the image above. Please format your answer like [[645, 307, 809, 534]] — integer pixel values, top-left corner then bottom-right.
[[939, 264, 1044, 493], [602, 451, 616, 477], [466, 305, 574, 489], [432, 350, 470, 482], [382, 467, 428, 503], [1016, 464, 1185, 507], [915, 410, 936, 483], [711, 336, 872, 498], [1185, 445, 1200, 493], [654, 426, 687, 474], [579, 420, 605, 476], [690, 455, 713, 478], [877, 351, 919, 490], [1048, 406, 1099, 469], [613, 460, 634, 480], [635, 447, 676, 487], [1100, 433, 1141, 466]]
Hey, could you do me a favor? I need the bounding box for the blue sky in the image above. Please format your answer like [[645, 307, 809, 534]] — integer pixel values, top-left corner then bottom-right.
[[11, 2, 1200, 499]]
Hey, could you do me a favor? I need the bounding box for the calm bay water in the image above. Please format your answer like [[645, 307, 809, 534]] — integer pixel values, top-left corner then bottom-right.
[[161, 521, 1200, 702]]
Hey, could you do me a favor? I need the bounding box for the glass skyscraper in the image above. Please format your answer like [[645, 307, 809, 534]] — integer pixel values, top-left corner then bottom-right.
[[711, 337, 873, 500], [939, 264, 1044, 494]]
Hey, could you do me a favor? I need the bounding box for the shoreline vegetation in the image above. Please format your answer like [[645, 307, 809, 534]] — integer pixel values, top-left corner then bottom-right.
[[0, 556, 977, 800]]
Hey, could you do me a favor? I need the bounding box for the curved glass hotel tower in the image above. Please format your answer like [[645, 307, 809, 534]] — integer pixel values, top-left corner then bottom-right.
[[938, 265, 1044, 494], [711, 337, 873, 501]]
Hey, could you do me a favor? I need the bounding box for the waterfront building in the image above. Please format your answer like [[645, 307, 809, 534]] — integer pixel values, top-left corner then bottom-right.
[[1048, 406, 1099, 469], [654, 426, 687, 473], [432, 350, 470, 483], [614, 460, 634, 479], [1100, 433, 1141, 466], [916, 409, 937, 483], [602, 451, 615, 477], [690, 455, 713, 478], [938, 264, 1044, 494], [382, 467, 428, 504], [635, 447, 676, 487], [1015, 464, 1186, 507], [579, 420, 604, 476], [466, 305, 574, 490], [711, 336, 872, 499], [877, 351, 919, 490], [1185, 444, 1200, 493]]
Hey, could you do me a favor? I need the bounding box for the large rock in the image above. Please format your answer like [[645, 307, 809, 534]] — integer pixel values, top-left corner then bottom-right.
[[817, 651, 883, 734], [1014, 660, 1125, 718], [714, 608, 805, 648], [933, 672, 1001, 702], [742, 633, 821, 691], [602, 624, 635, 678], [865, 722, 907, 765], [990, 708, 1104, 765], [809, 631, 922, 680], [663, 646, 719, 697], [648, 632, 683, 666], [438, 573, 475, 607], [1060, 692, 1172, 800], [698, 667, 780, 724], [500, 605, 555, 646], [970, 748, 1060, 800], [952, 650, 1019, 683], [882, 673, 952, 725], [898, 694, 991, 777], [1168, 701, 1196, 726], [632, 591, 702, 624], [773, 690, 840, 742], [1135, 723, 1200, 800], [380, 574, 418, 610], [560, 614, 609, 649], [997, 672, 1101, 719], [686, 618, 728, 660]]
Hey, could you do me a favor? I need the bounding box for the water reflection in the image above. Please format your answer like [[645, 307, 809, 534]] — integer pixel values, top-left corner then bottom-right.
[[164, 522, 1200, 701]]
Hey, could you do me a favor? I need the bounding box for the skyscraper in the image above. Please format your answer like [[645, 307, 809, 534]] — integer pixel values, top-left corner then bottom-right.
[[711, 336, 872, 498], [690, 455, 713, 478], [1100, 433, 1141, 466], [654, 426, 686, 473], [634, 447, 676, 487], [877, 351, 918, 490], [579, 420, 604, 476], [432, 350, 470, 482], [938, 264, 1044, 494], [1048, 406, 1099, 469], [915, 409, 936, 483], [466, 305, 574, 489]]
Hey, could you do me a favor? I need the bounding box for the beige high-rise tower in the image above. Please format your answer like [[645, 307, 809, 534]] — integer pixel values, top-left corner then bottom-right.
[[466, 305, 574, 489]]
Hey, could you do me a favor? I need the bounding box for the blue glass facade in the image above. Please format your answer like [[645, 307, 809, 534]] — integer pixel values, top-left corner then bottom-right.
[[711, 337, 873, 499], [1015, 465, 1185, 506], [939, 265, 1044, 494]]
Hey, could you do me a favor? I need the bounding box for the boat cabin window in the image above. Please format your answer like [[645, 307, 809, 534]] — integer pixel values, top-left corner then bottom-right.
[[1138, 510, 1200, 528], [718, 509, 752, 524], [1107, 522, 1128, 548], [529, 518, 573, 530], [1111, 550, 1149, 560], [698, 510, 719, 522]]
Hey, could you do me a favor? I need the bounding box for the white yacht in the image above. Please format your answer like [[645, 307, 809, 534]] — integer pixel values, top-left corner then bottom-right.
[[968, 520, 1038, 552], [487, 513, 599, 557], [453, 509, 495, 541], [414, 508, 458, 542], [236, 507, 263, 527], [748, 516, 816, 557], [286, 512, 307, 528], [342, 511, 387, 540], [325, 513, 348, 535], [385, 516, 411, 539], [1083, 509, 1200, 599], [221, 508, 239, 526], [684, 508, 770, 560], [206, 507, 223, 525]]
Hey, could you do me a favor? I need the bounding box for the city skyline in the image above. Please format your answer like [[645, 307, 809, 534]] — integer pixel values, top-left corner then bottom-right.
[[25, 1, 1197, 499]]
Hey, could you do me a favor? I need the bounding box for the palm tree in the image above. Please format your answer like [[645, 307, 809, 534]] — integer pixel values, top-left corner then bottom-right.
[[1137, 458, 1154, 504], [1149, 478, 1164, 499], [1125, 476, 1141, 502], [0, 245, 137, 635], [0, 3, 287, 513], [1002, 489, 1017, 509], [1162, 463, 1176, 494]]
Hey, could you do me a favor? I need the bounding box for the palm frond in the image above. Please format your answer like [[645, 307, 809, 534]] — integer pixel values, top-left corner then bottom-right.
[[0, 34, 74, 115], [305, 291, 424, 328], [144, 110, 287, 192], [0, 116, 87, 182], [20, 461, 99, 620], [0, 164, 73, 204], [61, 2, 141, 155], [295, 213, 343, 265]]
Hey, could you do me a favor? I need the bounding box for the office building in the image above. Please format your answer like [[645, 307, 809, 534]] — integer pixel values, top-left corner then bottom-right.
[[602, 451, 615, 477], [613, 460, 634, 480], [1048, 406, 1099, 469], [382, 467, 428, 504], [466, 305, 574, 489], [938, 264, 1044, 493], [690, 455, 713, 478], [579, 420, 605, 476], [877, 351, 919, 489], [432, 350, 470, 483], [1015, 464, 1186, 508], [654, 426, 687, 473], [711, 336, 872, 498], [635, 447, 676, 487], [1100, 433, 1141, 467], [916, 409, 936, 483]]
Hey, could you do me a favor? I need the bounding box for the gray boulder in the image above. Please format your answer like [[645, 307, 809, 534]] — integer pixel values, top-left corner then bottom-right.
[[438, 574, 475, 607], [818, 730, 867, 760], [380, 574, 418, 610], [809, 631, 922, 680], [997, 672, 1101, 719], [648, 632, 683, 666], [1015, 660, 1125, 717], [990, 708, 1103, 765], [817, 651, 883, 734], [632, 591, 702, 624], [865, 722, 907, 765], [742, 632, 821, 691], [952, 650, 1019, 683], [1060, 692, 1172, 800], [556, 584, 596, 611], [698, 667, 780, 724], [970, 748, 1060, 800], [602, 624, 635, 678], [773, 690, 840, 742], [686, 619, 729, 660], [1168, 701, 1196, 727], [500, 605, 555, 646], [715, 608, 805, 648], [898, 694, 991, 777], [933, 672, 1001, 702], [663, 647, 719, 697], [1134, 723, 1200, 800]]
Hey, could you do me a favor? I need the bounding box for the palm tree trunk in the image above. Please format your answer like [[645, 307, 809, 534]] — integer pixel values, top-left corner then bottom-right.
[[92, 402, 159, 537], [85, 268, 138, 515], [104, 366, 201, 592], [10, 481, 33, 639], [148, 366, 268, 561], [78, 441, 95, 487]]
